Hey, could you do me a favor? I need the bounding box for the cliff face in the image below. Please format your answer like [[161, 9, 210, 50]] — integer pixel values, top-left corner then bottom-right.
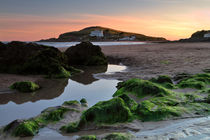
[[39, 26, 167, 42], [179, 30, 210, 42]]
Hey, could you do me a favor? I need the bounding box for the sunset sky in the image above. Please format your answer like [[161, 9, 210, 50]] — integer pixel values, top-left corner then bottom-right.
[[0, 0, 210, 41]]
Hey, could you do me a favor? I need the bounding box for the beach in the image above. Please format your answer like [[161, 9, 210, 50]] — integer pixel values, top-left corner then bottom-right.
[[0, 42, 210, 140]]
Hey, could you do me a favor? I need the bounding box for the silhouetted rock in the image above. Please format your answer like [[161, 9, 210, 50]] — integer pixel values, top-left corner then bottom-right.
[[65, 42, 108, 66], [0, 41, 72, 78]]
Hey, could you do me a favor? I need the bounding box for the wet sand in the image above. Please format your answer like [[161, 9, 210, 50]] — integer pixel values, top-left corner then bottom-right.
[[100, 42, 210, 80]]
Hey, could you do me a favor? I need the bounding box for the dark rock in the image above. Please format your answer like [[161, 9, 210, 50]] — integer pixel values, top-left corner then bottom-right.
[[65, 42, 108, 66], [0, 41, 72, 78]]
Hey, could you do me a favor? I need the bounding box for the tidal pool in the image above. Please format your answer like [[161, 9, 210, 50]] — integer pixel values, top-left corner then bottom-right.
[[0, 64, 126, 127]]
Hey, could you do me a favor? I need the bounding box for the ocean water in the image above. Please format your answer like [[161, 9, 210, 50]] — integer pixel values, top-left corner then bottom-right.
[[36, 41, 147, 48]]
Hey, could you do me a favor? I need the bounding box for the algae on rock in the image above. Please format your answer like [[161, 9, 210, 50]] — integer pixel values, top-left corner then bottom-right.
[[10, 81, 40, 92]]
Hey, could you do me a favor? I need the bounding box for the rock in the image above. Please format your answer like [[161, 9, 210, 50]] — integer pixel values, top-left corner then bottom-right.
[[10, 81, 40, 92], [65, 42, 108, 66], [103, 133, 133, 140], [3, 119, 40, 137], [77, 135, 97, 140], [0, 41, 73, 78]]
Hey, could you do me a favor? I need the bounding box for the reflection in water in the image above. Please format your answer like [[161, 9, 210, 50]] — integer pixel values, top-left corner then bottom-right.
[[0, 79, 68, 105], [0, 65, 125, 127], [70, 65, 108, 85]]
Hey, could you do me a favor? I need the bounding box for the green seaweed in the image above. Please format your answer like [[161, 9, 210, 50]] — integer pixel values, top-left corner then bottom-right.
[[77, 135, 97, 140], [60, 122, 79, 133], [103, 133, 133, 140], [150, 75, 173, 84], [118, 94, 138, 112], [42, 107, 69, 122], [12, 120, 39, 137], [63, 100, 80, 106], [10, 81, 40, 92], [113, 79, 172, 98], [80, 98, 87, 104], [136, 100, 183, 121], [177, 73, 210, 89], [78, 98, 133, 127]]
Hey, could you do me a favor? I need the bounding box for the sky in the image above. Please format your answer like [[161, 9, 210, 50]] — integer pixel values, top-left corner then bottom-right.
[[0, 0, 210, 41]]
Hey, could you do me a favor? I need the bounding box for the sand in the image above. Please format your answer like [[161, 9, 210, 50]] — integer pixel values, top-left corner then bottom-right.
[[99, 42, 210, 80]]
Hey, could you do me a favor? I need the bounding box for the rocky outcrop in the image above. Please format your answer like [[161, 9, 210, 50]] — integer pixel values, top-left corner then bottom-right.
[[0, 41, 73, 78], [65, 42, 108, 66]]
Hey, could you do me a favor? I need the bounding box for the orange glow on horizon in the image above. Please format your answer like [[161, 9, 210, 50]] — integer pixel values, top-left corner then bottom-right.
[[0, 12, 210, 41]]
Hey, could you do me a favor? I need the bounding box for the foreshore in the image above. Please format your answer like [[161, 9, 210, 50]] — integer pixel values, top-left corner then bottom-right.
[[1, 42, 210, 89], [59, 42, 210, 81]]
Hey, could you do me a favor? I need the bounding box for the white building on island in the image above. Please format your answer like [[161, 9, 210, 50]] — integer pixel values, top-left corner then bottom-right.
[[119, 35, 136, 41], [90, 30, 104, 37], [204, 33, 210, 38]]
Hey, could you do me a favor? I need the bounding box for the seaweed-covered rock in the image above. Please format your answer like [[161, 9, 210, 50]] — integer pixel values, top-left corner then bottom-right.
[[42, 107, 69, 122], [80, 98, 88, 107], [61, 97, 133, 133], [150, 75, 176, 89], [177, 73, 210, 89], [150, 75, 173, 84], [77, 135, 97, 140], [136, 100, 182, 121], [173, 73, 192, 81], [78, 97, 133, 126], [0, 41, 74, 78], [65, 42, 108, 66], [10, 81, 40, 92], [3, 119, 39, 137], [113, 79, 172, 98], [103, 133, 133, 140]]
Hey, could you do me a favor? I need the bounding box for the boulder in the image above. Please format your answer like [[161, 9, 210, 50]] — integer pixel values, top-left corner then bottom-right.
[[0, 41, 72, 78], [10, 81, 40, 92], [65, 42, 108, 66]]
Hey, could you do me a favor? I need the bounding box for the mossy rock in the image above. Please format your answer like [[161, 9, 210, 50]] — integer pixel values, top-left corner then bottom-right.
[[78, 97, 133, 127], [80, 98, 87, 104], [113, 79, 172, 98], [118, 94, 138, 112], [173, 73, 192, 81], [63, 100, 80, 106], [10, 81, 40, 92], [4, 119, 40, 137], [150, 75, 177, 89], [103, 133, 133, 140], [177, 73, 210, 89], [136, 100, 183, 121], [77, 135, 97, 140], [60, 122, 79, 133], [42, 107, 69, 122], [150, 75, 173, 84]]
